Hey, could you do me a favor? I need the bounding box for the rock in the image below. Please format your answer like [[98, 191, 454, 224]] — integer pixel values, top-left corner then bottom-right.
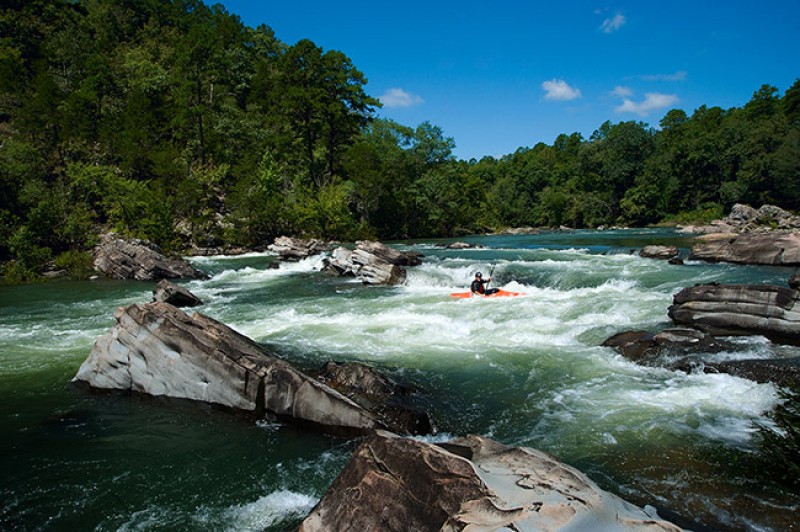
[[704, 356, 800, 390], [313, 361, 432, 436], [152, 280, 203, 307], [689, 232, 800, 266], [678, 204, 800, 235], [499, 227, 540, 235], [640, 245, 680, 260], [300, 432, 681, 532], [602, 330, 657, 361], [73, 302, 399, 436], [42, 269, 68, 279], [323, 241, 421, 285], [668, 283, 800, 343], [93, 234, 206, 281], [727, 203, 759, 226], [603, 328, 722, 363], [789, 274, 800, 290], [354, 240, 422, 266], [445, 241, 473, 249], [268, 236, 333, 261]]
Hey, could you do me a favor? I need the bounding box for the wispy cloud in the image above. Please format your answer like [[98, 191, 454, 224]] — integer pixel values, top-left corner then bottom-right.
[[639, 70, 688, 82], [379, 88, 424, 108], [612, 85, 633, 98], [542, 79, 581, 101], [615, 93, 680, 116], [600, 13, 626, 33]]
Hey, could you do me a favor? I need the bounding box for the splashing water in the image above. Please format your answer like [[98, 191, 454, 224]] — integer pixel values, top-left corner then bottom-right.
[[1, 229, 798, 530]]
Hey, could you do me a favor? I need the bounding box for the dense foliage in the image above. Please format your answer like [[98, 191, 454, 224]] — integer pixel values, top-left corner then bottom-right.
[[1, 0, 799, 281]]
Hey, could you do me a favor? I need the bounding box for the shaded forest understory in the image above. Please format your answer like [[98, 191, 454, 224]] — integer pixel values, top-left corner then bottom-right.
[[1, 0, 799, 282]]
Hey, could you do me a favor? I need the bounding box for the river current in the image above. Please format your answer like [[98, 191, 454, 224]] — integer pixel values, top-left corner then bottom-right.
[[1, 229, 798, 530]]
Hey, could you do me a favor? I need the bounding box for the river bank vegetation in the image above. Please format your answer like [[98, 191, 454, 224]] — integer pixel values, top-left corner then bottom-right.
[[1, 0, 799, 282]]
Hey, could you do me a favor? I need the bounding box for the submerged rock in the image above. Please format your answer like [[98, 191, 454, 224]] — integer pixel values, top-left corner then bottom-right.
[[668, 283, 800, 342], [300, 432, 682, 531], [152, 280, 203, 308], [603, 328, 725, 364], [73, 302, 417, 436], [704, 356, 800, 390], [93, 234, 206, 281]]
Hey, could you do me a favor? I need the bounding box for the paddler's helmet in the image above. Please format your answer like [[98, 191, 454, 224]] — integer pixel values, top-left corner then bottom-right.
[[475, 272, 482, 278]]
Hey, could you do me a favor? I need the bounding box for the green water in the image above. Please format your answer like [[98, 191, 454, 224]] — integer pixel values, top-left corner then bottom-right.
[[2, 229, 798, 530]]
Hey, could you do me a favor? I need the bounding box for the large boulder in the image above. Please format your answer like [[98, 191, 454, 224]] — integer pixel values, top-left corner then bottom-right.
[[324, 241, 421, 285], [268, 236, 333, 261], [668, 283, 800, 343], [640, 245, 680, 261], [93, 234, 206, 281], [73, 302, 409, 436], [152, 279, 203, 308], [313, 361, 432, 436], [689, 232, 800, 266], [300, 432, 681, 531]]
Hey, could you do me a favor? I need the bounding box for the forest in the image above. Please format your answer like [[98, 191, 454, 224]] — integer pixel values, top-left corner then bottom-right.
[[1, 0, 799, 282]]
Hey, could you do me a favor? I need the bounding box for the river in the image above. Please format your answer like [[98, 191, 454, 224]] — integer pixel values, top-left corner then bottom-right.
[[1, 229, 798, 530]]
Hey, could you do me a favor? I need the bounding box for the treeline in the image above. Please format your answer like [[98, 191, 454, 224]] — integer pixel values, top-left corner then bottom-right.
[[1, 0, 799, 281]]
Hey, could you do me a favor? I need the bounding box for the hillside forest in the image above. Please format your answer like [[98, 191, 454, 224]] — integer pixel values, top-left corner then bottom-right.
[[1, 0, 799, 281]]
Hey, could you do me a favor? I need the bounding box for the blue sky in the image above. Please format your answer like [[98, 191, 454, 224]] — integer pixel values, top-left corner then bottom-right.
[[219, 1, 800, 160]]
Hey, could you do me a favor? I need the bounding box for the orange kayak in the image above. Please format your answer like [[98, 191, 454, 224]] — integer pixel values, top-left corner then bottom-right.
[[450, 289, 523, 299]]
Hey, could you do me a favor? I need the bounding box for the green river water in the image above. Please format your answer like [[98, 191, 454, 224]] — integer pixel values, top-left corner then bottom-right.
[[1, 229, 798, 531]]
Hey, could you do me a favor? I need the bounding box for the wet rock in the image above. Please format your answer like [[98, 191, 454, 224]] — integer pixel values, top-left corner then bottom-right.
[[640, 245, 680, 260], [314, 361, 432, 436], [323, 241, 421, 285], [268, 236, 333, 261], [354, 240, 422, 267], [704, 356, 800, 390], [93, 234, 206, 281], [690, 232, 800, 266], [152, 280, 203, 308], [300, 432, 682, 532], [668, 283, 800, 343], [73, 302, 400, 436], [445, 241, 473, 249], [602, 330, 657, 361], [789, 274, 800, 290], [603, 328, 723, 364]]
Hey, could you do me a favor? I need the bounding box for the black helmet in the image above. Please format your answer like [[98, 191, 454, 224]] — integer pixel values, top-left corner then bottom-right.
[[475, 272, 482, 278]]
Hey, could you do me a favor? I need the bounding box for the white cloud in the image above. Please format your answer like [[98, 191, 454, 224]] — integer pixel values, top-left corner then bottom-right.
[[639, 70, 688, 82], [542, 79, 581, 101], [615, 93, 680, 116], [612, 85, 633, 98], [601, 13, 626, 33], [379, 88, 424, 108]]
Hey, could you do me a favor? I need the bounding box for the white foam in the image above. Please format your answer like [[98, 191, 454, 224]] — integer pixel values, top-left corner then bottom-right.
[[219, 490, 317, 531]]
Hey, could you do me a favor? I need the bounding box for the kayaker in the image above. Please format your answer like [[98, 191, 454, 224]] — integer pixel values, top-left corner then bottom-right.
[[470, 272, 499, 296]]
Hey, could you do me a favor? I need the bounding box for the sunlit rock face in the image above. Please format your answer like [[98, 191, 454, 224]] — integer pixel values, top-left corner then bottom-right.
[[300, 432, 683, 532], [73, 302, 399, 436]]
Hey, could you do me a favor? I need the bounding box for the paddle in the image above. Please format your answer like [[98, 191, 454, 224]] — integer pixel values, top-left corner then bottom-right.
[[485, 264, 498, 295]]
